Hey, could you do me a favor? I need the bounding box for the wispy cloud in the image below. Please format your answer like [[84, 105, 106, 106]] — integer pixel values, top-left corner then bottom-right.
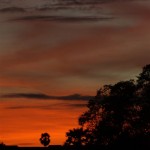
[[1, 93, 50, 99], [5, 103, 87, 110], [1, 93, 93, 100], [0, 7, 26, 13], [11, 15, 113, 22]]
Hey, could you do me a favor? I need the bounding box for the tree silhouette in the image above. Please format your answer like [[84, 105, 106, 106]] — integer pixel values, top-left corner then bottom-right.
[[40, 133, 50, 147], [64, 128, 92, 147], [65, 64, 150, 148], [0, 142, 5, 148]]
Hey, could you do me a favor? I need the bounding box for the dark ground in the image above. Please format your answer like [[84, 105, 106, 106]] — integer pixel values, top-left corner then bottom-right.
[[1, 143, 150, 150]]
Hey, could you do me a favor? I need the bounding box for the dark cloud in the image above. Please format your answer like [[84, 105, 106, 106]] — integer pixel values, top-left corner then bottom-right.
[[1, 93, 50, 99], [11, 15, 113, 22], [5, 106, 29, 109], [47, 0, 120, 5], [5, 105, 54, 110], [36, 0, 113, 11], [1, 93, 93, 100], [5, 103, 87, 110], [0, 7, 26, 13], [57, 94, 93, 100], [36, 6, 68, 11]]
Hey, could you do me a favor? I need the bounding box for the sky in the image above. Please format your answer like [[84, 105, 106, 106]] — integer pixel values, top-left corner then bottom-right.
[[0, 0, 150, 147]]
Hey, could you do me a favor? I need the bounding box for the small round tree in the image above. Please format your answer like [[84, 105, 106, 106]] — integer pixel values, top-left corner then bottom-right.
[[40, 132, 50, 147]]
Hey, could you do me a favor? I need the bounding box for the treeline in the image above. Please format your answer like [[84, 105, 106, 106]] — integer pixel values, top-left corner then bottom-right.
[[64, 64, 150, 149]]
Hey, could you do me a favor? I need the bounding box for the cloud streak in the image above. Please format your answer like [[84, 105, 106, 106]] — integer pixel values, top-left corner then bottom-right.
[[11, 15, 113, 22], [1, 93, 93, 100], [0, 7, 26, 13]]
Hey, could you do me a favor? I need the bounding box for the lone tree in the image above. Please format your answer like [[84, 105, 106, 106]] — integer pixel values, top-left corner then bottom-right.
[[40, 133, 50, 147], [65, 64, 150, 149]]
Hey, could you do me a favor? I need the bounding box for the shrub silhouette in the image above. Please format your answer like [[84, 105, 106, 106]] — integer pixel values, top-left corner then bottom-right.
[[65, 128, 91, 147], [0, 142, 5, 148], [65, 64, 150, 148], [40, 132, 50, 147]]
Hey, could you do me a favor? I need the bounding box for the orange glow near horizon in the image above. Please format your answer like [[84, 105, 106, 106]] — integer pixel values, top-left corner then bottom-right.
[[0, 98, 87, 146]]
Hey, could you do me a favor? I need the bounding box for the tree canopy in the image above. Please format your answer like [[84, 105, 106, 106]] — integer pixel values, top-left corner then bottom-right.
[[40, 132, 50, 147], [65, 64, 150, 149]]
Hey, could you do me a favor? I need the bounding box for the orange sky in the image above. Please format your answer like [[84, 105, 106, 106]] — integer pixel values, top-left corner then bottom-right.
[[0, 0, 150, 147], [0, 98, 87, 146]]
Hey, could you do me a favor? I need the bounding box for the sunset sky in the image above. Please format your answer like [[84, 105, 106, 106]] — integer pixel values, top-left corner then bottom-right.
[[0, 0, 150, 147]]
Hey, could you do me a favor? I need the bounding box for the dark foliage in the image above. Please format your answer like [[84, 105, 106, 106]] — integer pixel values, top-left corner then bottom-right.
[[40, 133, 50, 147], [65, 64, 150, 149], [64, 128, 92, 147], [0, 142, 5, 148]]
